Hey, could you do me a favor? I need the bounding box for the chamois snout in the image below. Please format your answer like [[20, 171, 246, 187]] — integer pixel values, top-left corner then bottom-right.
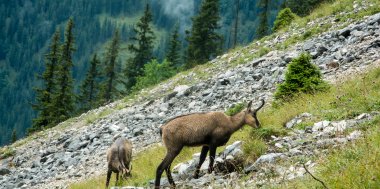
[[245, 99, 265, 128]]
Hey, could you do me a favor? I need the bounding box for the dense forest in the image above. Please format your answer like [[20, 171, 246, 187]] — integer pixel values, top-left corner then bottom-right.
[[0, 0, 285, 145]]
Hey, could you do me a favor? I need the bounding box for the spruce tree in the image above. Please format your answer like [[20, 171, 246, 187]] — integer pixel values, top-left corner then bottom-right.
[[186, 0, 222, 68], [125, 3, 155, 90], [166, 25, 182, 68], [233, 0, 240, 48], [11, 128, 17, 143], [100, 30, 121, 103], [256, 0, 270, 39], [30, 30, 61, 133], [51, 18, 76, 125], [78, 53, 100, 112], [274, 53, 329, 102]]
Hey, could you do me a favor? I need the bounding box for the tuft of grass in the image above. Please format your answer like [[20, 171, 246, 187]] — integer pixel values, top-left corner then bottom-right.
[[85, 109, 114, 125], [250, 127, 287, 140], [0, 147, 15, 159], [243, 137, 267, 163]]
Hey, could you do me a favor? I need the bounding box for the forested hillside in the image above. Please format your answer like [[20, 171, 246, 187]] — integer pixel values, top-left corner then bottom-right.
[[0, 0, 283, 145]]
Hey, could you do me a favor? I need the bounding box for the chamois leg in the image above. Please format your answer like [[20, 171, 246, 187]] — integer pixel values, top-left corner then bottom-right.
[[105, 169, 112, 188], [155, 148, 182, 189], [193, 146, 209, 179], [165, 164, 175, 187], [208, 146, 217, 174], [115, 172, 119, 185]]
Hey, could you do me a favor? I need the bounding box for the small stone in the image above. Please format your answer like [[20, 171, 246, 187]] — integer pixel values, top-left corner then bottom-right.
[[347, 130, 362, 140], [355, 113, 371, 120]]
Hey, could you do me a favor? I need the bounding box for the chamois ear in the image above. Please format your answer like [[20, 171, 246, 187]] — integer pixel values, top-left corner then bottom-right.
[[247, 100, 253, 111]]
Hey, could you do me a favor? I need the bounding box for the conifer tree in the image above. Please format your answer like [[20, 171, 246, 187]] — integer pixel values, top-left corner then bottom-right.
[[51, 18, 76, 124], [78, 53, 100, 112], [101, 30, 121, 103], [186, 0, 222, 68], [30, 30, 61, 133], [11, 128, 17, 143], [125, 4, 155, 90], [256, 0, 270, 39], [166, 25, 182, 68], [233, 0, 240, 48]]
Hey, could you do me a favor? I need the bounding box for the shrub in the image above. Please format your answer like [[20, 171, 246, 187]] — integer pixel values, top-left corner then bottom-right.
[[132, 59, 176, 91], [225, 103, 245, 116], [274, 53, 329, 102], [273, 8, 296, 32]]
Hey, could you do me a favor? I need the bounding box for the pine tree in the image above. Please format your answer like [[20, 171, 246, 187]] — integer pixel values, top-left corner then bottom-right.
[[186, 0, 222, 68], [11, 128, 17, 143], [30, 30, 61, 133], [100, 30, 121, 103], [256, 0, 270, 39], [166, 25, 182, 68], [125, 3, 155, 90], [51, 18, 76, 125], [233, 0, 240, 48], [274, 53, 329, 102], [78, 53, 100, 112]]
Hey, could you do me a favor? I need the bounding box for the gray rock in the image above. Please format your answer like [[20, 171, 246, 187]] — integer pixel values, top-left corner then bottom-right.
[[67, 139, 89, 152], [339, 28, 351, 38], [347, 130, 362, 140], [174, 85, 191, 97], [312, 120, 330, 132], [251, 58, 266, 67], [0, 168, 10, 175], [163, 91, 177, 102], [255, 153, 284, 164]]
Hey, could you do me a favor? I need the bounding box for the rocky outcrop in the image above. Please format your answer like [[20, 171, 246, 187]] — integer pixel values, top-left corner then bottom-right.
[[0, 9, 379, 189]]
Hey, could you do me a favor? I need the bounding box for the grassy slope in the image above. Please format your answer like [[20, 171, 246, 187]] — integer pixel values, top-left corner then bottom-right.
[[0, 0, 377, 187], [70, 61, 380, 188], [70, 0, 380, 188]]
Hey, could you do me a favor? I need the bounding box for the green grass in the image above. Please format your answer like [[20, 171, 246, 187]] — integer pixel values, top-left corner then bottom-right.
[[0, 146, 15, 159], [277, 116, 380, 189]]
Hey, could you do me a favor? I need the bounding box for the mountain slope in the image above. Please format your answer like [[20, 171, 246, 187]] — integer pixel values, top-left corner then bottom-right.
[[0, 0, 284, 146], [0, 0, 380, 188]]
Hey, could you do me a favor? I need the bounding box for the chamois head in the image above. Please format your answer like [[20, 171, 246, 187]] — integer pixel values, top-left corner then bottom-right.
[[244, 99, 265, 128]]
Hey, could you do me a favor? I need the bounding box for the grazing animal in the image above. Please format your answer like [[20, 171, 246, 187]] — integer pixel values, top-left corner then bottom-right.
[[106, 137, 132, 188], [155, 99, 265, 188]]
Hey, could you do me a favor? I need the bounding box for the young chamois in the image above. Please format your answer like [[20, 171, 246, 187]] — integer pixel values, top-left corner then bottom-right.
[[106, 137, 132, 188], [155, 99, 265, 188]]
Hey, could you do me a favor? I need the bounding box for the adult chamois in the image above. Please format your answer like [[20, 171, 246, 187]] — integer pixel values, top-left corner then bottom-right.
[[106, 137, 132, 188], [155, 99, 265, 188]]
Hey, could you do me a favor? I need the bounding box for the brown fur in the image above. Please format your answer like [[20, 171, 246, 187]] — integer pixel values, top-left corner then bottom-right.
[[106, 137, 132, 188], [155, 99, 265, 188]]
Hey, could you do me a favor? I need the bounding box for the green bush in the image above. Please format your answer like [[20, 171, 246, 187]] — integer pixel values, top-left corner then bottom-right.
[[132, 59, 176, 91], [273, 8, 296, 32], [274, 53, 329, 102], [225, 103, 245, 116]]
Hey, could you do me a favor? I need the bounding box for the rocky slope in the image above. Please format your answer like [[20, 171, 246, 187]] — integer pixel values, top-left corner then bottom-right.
[[0, 8, 380, 189]]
